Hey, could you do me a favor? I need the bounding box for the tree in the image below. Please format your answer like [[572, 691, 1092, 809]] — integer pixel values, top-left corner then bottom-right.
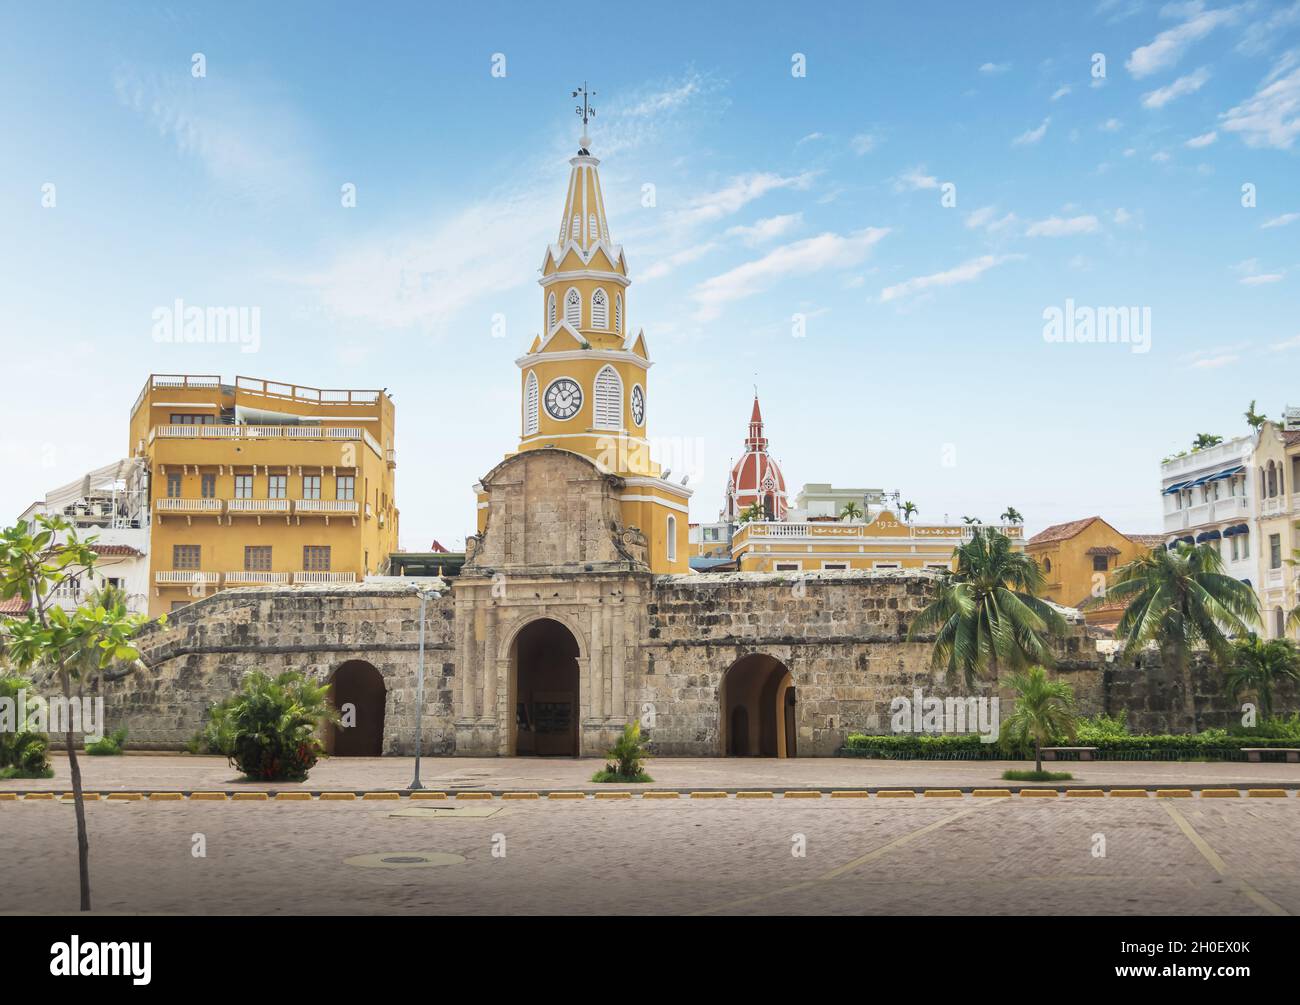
[[0, 515, 155, 911], [1000, 506, 1024, 525], [901, 501, 918, 524], [839, 501, 863, 522], [907, 527, 1067, 688], [1286, 549, 1300, 634], [1223, 634, 1300, 718], [1192, 433, 1223, 451], [1107, 542, 1259, 673], [1244, 400, 1268, 432], [1001, 666, 1078, 773], [962, 515, 982, 525], [737, 502, 765, 525]]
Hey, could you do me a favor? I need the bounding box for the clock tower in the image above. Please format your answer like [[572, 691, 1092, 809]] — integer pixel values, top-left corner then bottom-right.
[[472, 115, 690, 574]]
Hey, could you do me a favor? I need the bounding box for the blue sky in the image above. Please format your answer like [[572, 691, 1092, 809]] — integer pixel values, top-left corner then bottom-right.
[[1, 0, 1298, 548]]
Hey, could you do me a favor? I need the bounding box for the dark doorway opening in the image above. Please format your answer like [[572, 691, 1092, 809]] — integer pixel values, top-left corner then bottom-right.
[[328, 660, 386, 756], [721, 654, 796, 757], [511, 618, 580, 757]]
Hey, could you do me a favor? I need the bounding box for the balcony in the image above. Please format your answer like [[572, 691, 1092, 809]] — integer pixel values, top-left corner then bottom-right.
[[155, 497, 223, 514], [295, 499, 358, 515], [1265, 567, 1285, 590], [227, 498, 291, 514], [148, 423, 383, 458], [155, 570, 221, 586], [292, 571, 356, 584], [224, 571, 293, 585], [1261, 497, 1286, 518]]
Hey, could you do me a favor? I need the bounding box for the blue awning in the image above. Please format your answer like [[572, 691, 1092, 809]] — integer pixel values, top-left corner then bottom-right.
[[1162, 480, 1190, 495], [1207, 465, 1244, 482], [1196, 530, 1221, 542]]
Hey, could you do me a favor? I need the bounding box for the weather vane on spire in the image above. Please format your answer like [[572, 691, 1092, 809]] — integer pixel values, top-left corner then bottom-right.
[[572, 82, 596, 153]]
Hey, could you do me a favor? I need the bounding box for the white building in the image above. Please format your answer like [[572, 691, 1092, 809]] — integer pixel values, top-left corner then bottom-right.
[[787, 483, 887, 522], [17, 459, 151, 615]]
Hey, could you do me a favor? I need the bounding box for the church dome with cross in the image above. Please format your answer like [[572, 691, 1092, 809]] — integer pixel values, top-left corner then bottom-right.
[[725, 394, 788, 521]]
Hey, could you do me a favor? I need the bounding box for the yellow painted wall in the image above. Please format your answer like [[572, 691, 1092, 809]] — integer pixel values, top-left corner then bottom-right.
[[1026, 518, 1149, 609]]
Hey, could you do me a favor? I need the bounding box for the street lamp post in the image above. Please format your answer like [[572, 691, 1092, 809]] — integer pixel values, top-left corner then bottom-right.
[[409, 586, 441, 791]]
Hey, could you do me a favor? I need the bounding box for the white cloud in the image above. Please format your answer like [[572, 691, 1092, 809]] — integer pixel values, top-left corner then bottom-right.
[[1151, 150, 1172, 162], [1113, 207, 1133, 225], [1191, 352, 1240, 368], [980, 62, 1011, 74], [724, 213, 803, 245], [1126, 5, 1237, 78], [879, 254, 1022, 303], [692, 228, 889, 320], [964, 205, 1018, 231], [893, 165, 940, 191], [1100, 117, 1123, 131], [1051, 85, 1072, 101], [1025, 214, 1101, 237], [1013, 117, 1051, 145], [797, 132, 824, 145], [676, 171, 816, 226], [1269, 333, 1300, 350], [640, 242, 719, 282], [1241, 272, 1285, 285], [1142, 67, 1211, 108], [850, 133, 878, 155], [1262, 211, 1300, 228], [1220, 62, 1300, 149], [1185, 130, 1218, 146]]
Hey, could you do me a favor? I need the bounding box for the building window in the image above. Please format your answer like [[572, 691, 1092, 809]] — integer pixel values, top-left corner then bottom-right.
[[234, 474, 253, 499], [170, 413, 214, 425], [303, 475, 321, 500], [591, 289, 608, 329], [666, 515, 677, 562], [615, 294, 622, 334], [170, 601, 192, 612], [593, 365, 622, 429], [1092, 554, 1109, 572], [244, 546, 272, 571], [571, 214, 580, 243], [1044, 558, 1052, 573], [822, 562, 849, 570], [547, 293, 556, 332], [564, 288, 581, 328], [268, 475, 286, 499], [774, 562, 801, 572], [1241, 532, 1250, 559], [200, 473, 216, 499], [303, 545, 331, 571], [166, 473, 182, 498], [337, 475, 355, 501], [589, 213, 598, 242], [874, 562, 902, 569], [524, 371, 539, 436], [1270, 534, 1282, 569], [1231, 535, 1240, 561], [173, 544, 200, 570]]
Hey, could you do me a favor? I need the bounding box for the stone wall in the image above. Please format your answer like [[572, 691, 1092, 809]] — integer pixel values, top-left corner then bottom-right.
[[98, 570, 1299, 755]]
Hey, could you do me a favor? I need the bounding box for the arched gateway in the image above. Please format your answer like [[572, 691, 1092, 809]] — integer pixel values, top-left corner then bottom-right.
[[509, 618, 581, 756], [720, 654, 796, 757], [327, 660, 386, 756]]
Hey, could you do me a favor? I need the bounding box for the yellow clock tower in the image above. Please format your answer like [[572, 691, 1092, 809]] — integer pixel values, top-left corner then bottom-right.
[[474, 117, 690, 573]]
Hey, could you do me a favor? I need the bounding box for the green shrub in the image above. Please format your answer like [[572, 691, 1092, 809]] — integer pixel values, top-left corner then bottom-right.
[[85, 726, 128, 756], [203, 670, 336, 781], [0, 675, 53, 778], [183, 730, 216, 755], [592, 721, 652, 783], [1002, 769, 1072, 782]]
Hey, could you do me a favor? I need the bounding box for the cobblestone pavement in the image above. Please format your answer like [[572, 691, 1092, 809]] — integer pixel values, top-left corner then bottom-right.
[[3, 795, 1296, 915], [7, 754, 1300, 792]]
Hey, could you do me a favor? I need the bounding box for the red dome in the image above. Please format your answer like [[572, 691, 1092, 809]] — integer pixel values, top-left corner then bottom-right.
[[725, 396, 787, 520]]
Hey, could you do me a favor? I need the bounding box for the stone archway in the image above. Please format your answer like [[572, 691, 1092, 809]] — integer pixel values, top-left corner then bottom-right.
[[509, 618, 581, 757], [720, 654, 796, 757], [328, 660, 386, 756]]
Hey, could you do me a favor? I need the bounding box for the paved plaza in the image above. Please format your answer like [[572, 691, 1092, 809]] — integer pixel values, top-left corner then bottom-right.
[[3, 784, 1298, 916]]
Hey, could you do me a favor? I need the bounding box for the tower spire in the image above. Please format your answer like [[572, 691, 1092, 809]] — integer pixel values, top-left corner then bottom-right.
[[572, 82, 596, 154]]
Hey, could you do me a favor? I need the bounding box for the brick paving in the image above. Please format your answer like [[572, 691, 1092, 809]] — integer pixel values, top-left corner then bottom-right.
[[6, 753, 1300, 792], [2, 794, 1296, 915]]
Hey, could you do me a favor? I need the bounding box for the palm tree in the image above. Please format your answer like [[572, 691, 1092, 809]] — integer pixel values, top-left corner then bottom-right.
[[1286, 549, 1300, 633], [1223, 634, 1300, 718], [1000, 506, 1024, 525], [962, 515, 982, 525], [737, 502, 764, 525], [1244, 400, 1268, 432], [1002, 666, 1078, 773], [1108, 542, 1259, 672], [1192, 432, 1223, 451], [839, 501, 863, 522], [901, 501, 917, 524], [907, 528, 1068, 688]]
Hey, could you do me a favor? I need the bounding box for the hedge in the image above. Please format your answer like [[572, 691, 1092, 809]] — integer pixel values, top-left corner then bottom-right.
[[840, 732, 1300, 761]]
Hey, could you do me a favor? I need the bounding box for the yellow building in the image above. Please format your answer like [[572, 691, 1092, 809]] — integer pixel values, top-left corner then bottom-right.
[[130, 374, 399, 616], [1025, 516, 1161, 625], [475, 129, 691, 573], [1255, 422, 1300, 638], [732, 509, 1023, 573]]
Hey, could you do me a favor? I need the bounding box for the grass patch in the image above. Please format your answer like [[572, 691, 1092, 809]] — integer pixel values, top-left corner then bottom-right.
[[1002, 769, 1073, 782], [590, 769, 653, 784], [0, 764, 55, 780]]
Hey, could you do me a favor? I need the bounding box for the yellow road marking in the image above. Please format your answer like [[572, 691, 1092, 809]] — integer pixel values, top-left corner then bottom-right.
[[1160, 801, 1287, 917]]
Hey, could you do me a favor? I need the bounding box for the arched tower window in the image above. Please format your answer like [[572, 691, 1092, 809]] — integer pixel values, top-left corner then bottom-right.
[[524, 371, 539, 436], [564, 288, 581, 328], [593, 365, 622, 429], [666, 515, 677, 562], [589, 213, 598, 242], [571, 214, 581, 243], [547, 293, 557, 333], [591, 289, 608, 329], [614, 294, 622, 334]]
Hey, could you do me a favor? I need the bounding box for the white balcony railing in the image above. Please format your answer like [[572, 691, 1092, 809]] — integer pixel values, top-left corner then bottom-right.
[[155, 570, 220, 585], [224, 571, 293, 585], [295, 499, 359, 515], [1261, 497, 1286, 518], [1266, 567, 1285, 589], [226, 498, 291, 514], [155, 498, 223, 513], [292, 571, 356, 584], [148, 424, 384, 459]]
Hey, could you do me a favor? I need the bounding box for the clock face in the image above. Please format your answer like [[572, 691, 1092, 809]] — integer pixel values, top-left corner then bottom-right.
[[631, 384, 645, 426], [544, 377, 583, 420]]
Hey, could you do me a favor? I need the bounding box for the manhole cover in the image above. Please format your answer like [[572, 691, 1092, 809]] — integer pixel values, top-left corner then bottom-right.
[[344, 851, 467, 869]]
